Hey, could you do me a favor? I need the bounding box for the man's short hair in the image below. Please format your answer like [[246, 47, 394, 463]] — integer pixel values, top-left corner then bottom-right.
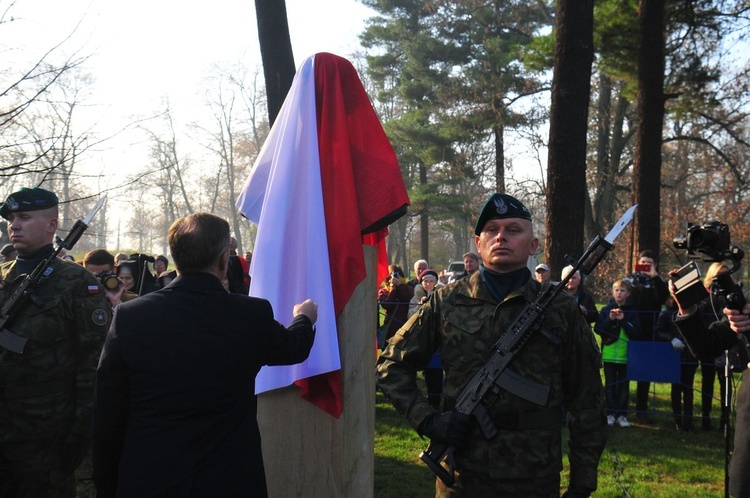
[[613, 279, 632, 292], [169, 213, 230, 273], [462, 252, 479, 262], [84, 248, 115, 268], [638, 249, 656, 261], [413, 259, 428, 271]]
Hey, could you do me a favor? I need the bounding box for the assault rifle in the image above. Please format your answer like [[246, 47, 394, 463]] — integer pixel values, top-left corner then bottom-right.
[[0, 196, 106, 354], [420, 205, 637, 487]]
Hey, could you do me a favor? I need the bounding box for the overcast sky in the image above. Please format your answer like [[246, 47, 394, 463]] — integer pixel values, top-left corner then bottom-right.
[[3, 0, 374, 178], [0, 0, 379, 246], [6, 0, 372, 109]]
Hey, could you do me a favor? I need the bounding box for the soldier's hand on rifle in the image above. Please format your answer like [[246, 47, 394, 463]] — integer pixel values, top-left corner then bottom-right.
[[418, 411, 472, 448]]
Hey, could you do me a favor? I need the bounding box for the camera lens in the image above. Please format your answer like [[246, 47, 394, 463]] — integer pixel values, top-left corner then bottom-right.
[[99, 272, 120, 291], [691, 229, 718, 247]]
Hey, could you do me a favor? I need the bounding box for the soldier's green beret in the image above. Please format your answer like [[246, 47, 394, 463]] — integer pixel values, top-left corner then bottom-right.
[[0, 187, 59, 220], [474, 193, 532, 235]]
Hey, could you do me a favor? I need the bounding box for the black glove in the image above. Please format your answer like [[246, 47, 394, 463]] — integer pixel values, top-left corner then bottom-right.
[[418, 411, 472, 448]]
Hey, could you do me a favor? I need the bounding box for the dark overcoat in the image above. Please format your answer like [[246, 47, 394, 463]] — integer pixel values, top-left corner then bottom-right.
[[92, 272, 314, 498]]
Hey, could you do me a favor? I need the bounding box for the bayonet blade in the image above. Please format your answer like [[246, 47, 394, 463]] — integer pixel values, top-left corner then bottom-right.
[[604, 204, 637, 244], [82, 195, 107, 226]]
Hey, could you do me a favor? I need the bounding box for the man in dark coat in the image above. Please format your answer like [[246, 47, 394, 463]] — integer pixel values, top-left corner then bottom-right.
[[92, 212, 317, 498]]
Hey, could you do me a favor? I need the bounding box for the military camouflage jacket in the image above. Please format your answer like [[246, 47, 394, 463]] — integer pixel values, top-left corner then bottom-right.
[[377, 271, 607, 491], [0, 256, 110, 442]]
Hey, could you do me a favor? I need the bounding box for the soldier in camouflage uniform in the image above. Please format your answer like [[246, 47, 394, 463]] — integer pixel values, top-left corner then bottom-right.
[[377, 193, 607, 498], [0, 187, 110, 498]]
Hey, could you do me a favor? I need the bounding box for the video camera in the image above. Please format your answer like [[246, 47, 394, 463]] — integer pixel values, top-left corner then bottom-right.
[[672, 221, 745, 310], [673, 222, 737, 262]]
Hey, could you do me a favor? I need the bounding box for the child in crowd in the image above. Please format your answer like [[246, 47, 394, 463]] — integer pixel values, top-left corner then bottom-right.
[[595, 279, 641, 428]]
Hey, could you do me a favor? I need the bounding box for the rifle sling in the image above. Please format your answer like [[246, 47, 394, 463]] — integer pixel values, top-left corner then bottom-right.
[[492, 407, 560, 430], [446, 394, 560, 431]]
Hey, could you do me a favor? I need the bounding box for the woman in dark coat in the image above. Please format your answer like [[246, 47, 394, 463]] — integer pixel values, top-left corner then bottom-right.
[[377, 264, 414, 350]]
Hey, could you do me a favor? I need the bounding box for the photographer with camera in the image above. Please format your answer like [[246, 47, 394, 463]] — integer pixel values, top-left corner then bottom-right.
[[670, 221, 749, 497], [624, 249, 669, 424], [671, 282, 750, 497], [83, 249, 138, 311]]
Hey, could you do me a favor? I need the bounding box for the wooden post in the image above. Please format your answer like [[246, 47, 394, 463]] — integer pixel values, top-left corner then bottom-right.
[[257, 245, 377, 497]]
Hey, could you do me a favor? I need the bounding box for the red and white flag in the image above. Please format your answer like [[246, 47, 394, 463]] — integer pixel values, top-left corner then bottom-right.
[[236, 52, 408, 417]]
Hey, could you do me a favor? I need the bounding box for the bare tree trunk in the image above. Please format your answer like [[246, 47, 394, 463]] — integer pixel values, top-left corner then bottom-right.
[[545, 0, 595, 277], [493, 100, 505, 193], [165, 114, 194, 215], [255, 0, 296, 126], [588, 73, 612, 240], [633, 0, 666, 259], [419, 162, 429, 263]]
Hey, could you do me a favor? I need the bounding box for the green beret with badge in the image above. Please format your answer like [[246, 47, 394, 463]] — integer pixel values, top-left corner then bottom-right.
[[474, 193, 532, 235], [0, 187, 59, 220]]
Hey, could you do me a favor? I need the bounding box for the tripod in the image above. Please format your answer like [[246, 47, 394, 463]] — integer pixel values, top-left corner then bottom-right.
[[722, 349, 731, 498]]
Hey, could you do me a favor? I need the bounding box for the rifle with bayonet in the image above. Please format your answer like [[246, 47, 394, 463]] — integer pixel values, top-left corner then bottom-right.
[[420, 204, 637, 487], [0, 196, 107, 354]]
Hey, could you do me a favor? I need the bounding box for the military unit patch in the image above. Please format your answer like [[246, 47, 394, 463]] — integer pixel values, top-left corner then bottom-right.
[[493, 196, 508, 215], [91, 308, 108, 326]]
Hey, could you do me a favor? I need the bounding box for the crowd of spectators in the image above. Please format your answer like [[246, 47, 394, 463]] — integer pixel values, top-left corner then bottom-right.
[[379, 251, 741, 432], [80, 243, 252, 312]]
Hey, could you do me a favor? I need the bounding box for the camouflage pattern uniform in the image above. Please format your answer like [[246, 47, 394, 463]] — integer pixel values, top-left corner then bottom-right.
[[0, 254, 110, 497], [377, 270, 607, 497]]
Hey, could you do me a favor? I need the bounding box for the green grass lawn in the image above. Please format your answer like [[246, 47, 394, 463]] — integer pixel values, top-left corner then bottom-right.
[[76, 376, 735, 498], [375, 375, 732, 498]]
